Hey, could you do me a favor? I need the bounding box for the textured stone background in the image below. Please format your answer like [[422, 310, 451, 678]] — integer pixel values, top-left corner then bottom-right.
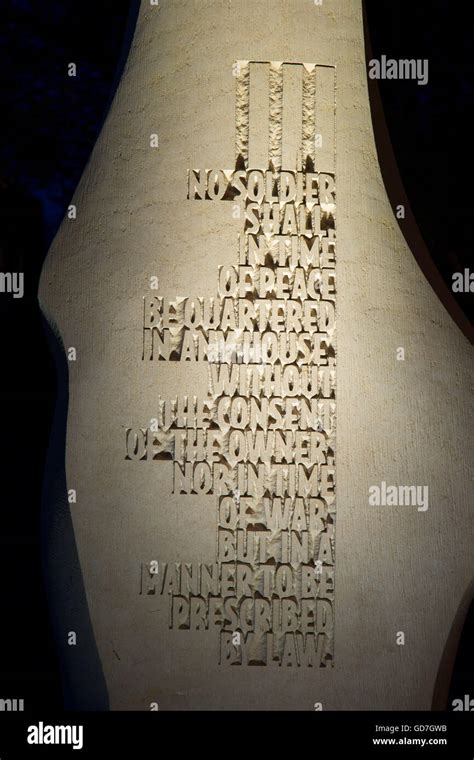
[[40, 0, 473, 710]]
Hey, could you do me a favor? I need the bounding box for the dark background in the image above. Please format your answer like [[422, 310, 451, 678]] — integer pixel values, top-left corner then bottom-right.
[[0, 0, 472, 711]]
